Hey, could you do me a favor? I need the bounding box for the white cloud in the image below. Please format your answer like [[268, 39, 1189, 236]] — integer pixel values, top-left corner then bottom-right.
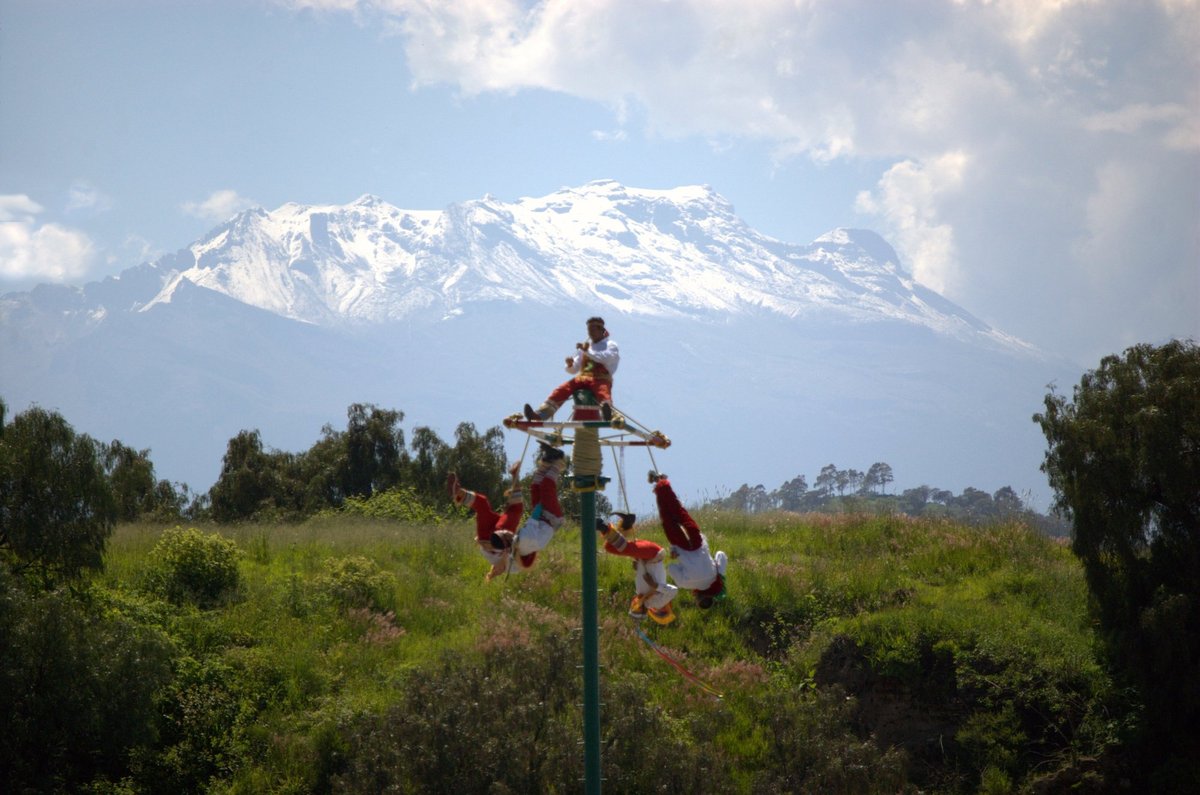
[[181, 190, 259, 224], [297, 0, 1198, 360], [856, 151, 968, 294], [275, 0, 361, 12], [0, 195, 44, 222], [0, 194, 95, 282], [111, 234, 162, 268], [591, 128, 627, 142], [65, 180, 113, 213]]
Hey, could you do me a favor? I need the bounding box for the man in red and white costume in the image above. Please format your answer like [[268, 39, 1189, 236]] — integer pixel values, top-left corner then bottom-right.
[[651, 471, 728, 608], [597, 512, 678, 625], [447, 443, 567, 581], [525, 316, 620, 421]]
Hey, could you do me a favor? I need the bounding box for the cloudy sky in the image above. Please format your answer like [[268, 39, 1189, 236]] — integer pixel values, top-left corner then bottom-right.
[[2, 0, 1196, 366]]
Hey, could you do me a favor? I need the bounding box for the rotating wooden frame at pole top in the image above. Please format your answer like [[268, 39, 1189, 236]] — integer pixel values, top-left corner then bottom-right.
[[501, 407, 671, 455]]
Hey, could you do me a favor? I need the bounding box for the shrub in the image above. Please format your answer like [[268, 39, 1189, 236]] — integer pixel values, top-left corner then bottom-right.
[[748, 683, 912, 794], [316, 556, 396, 613], [145, 527, 241, 608], [332, 629, 730, 794], [0, 567, 174, 792], [339, 485, 446, 524]]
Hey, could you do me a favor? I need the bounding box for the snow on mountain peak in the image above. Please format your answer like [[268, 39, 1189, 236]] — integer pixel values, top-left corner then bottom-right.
[[126, 182, 1028, 351]]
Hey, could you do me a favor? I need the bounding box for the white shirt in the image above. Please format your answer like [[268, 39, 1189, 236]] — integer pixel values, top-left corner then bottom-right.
[[567, 336, 620, 376]]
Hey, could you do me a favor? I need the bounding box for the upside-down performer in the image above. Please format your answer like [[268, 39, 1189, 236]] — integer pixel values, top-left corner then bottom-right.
[[447, 443, 568, 581], [597, 512, 678, 625], [650, 471, 728, 608]]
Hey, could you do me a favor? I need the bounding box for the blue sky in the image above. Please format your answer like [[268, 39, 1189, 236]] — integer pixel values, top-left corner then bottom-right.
[[2, 0, 1197, 366]]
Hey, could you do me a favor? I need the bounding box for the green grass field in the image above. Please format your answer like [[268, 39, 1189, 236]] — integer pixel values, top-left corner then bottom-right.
[[94, 510, 1113, 794]]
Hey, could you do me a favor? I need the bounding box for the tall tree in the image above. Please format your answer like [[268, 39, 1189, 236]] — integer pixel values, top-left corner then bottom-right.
[[0, 406, 116, 582], [777, 475, 808, 512], [815, 464, 839, 497], [992, 486, 1023, 518], [1035, 339, 1200, 776], [343, 403, 407, 498], [867, 462, 894, 495], [102, 440, 159, 521], [208, 429, 278, 522]]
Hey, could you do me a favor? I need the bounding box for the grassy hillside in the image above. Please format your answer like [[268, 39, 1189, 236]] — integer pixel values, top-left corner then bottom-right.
[[91, 510, 1117, 794]]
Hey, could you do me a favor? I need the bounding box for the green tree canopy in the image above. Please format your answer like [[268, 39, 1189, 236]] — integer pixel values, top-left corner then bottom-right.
[[1035, 339, 1200, 777], [102, 440, 160, 521], [207, 429, 281, 522], [0, 406, 116, 582]]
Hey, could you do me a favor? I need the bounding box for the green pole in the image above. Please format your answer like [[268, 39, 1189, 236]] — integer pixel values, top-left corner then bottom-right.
[[580, 486, 601, 794]]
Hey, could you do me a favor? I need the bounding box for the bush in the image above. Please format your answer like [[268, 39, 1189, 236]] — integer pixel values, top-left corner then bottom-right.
[[339, 486, 447, 524], [0, 566, 174, 792], [317, 556, 396, 613], [145, 527, 241, 608], [332, 629, 730, 794]]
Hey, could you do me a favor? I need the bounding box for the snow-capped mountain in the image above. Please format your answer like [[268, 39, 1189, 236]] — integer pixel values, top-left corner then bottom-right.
[[120, 180, 1027, 352], [0, 181, 1073, 508]]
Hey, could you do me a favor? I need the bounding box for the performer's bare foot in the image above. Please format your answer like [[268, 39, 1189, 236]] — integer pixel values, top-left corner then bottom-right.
[[447, 471, 460, 500], [508, 461, 521, 479]]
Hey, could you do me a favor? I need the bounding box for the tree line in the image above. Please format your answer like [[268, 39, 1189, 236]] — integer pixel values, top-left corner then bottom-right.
[[0, 396, 1064, 538], [708, 462, 1066, 533], [0, 399, 512, 531]]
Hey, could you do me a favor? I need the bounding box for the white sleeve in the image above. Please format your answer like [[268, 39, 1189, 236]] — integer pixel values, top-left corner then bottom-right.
[[588, 339, 620, 375]]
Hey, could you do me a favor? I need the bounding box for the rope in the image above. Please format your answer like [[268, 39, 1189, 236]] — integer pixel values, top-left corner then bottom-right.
[[610, 444, 630, 513], [633, 623, 724, 699], [573, 426, 602, 481], [612, 403, 652, 434], [503, 434, 533, 582], [518, 433, 532, 470], [614, 404, 665, 473]]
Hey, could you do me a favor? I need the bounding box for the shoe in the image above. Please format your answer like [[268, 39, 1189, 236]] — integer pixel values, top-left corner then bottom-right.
[[628, 595, 647, 620], [601, 402, 613, 421], [647, 603, 676, 626], [523, 403, 537, 421], [611, 511, 636, 531], [595, 518, 610, 534], [647, 470, 661, 484]]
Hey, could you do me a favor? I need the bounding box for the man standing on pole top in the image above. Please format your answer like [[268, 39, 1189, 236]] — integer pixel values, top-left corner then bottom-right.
[[524, 316, 619, 422]]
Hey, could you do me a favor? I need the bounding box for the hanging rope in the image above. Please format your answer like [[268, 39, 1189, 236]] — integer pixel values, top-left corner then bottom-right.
[[633, 622, 724, 699], [517, 432, 532, 470], [501, 433, 535, 582], [610, 444, 630, 513]]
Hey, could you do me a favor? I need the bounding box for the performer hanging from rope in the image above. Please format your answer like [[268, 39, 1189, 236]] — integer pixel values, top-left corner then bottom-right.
[[650, 471, 729, 608], [523, 315, 619, 422], [447, 442, 568, 581], [596, 512, 678, 625]]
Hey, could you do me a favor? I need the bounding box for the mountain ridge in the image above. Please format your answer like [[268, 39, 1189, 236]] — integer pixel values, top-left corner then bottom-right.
[[3, 180, 1035, 358]]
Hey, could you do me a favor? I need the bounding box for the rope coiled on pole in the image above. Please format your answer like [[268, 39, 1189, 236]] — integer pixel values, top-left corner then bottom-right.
[[572, 426, 602, 489]]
